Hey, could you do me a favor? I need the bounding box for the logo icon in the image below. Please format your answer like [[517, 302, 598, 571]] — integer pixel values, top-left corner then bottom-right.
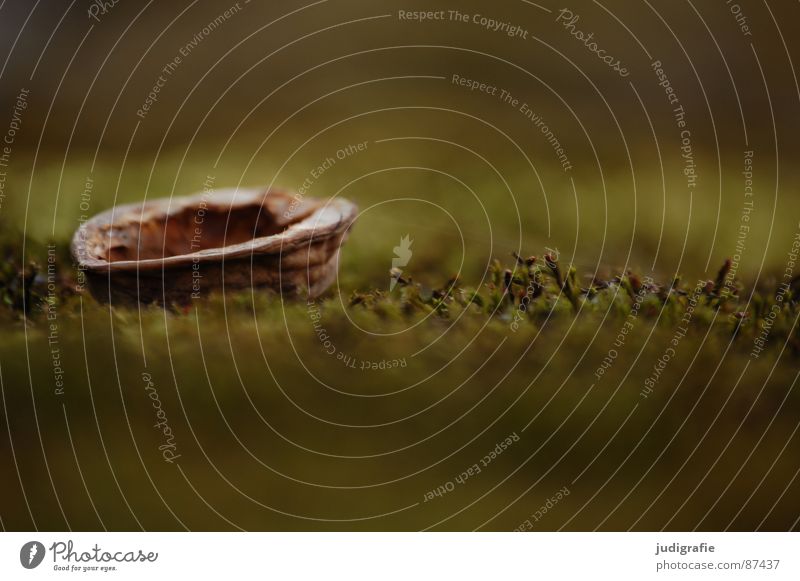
[[20, 541, 45, 569], [390, 234, 413, 291]]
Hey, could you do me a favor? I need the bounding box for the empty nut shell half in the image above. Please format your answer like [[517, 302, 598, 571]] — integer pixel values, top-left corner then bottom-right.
[[71, 188, 357, 305]]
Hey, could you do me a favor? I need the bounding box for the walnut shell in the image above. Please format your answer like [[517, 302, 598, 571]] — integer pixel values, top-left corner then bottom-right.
[[71, 188, 357, 305]]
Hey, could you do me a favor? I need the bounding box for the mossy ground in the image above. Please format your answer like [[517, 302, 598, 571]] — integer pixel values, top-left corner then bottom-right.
[[1, 156, 799, 531]]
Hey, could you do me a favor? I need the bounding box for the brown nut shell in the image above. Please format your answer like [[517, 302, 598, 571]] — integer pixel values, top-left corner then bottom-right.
[[71, 188, 357, 305]]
